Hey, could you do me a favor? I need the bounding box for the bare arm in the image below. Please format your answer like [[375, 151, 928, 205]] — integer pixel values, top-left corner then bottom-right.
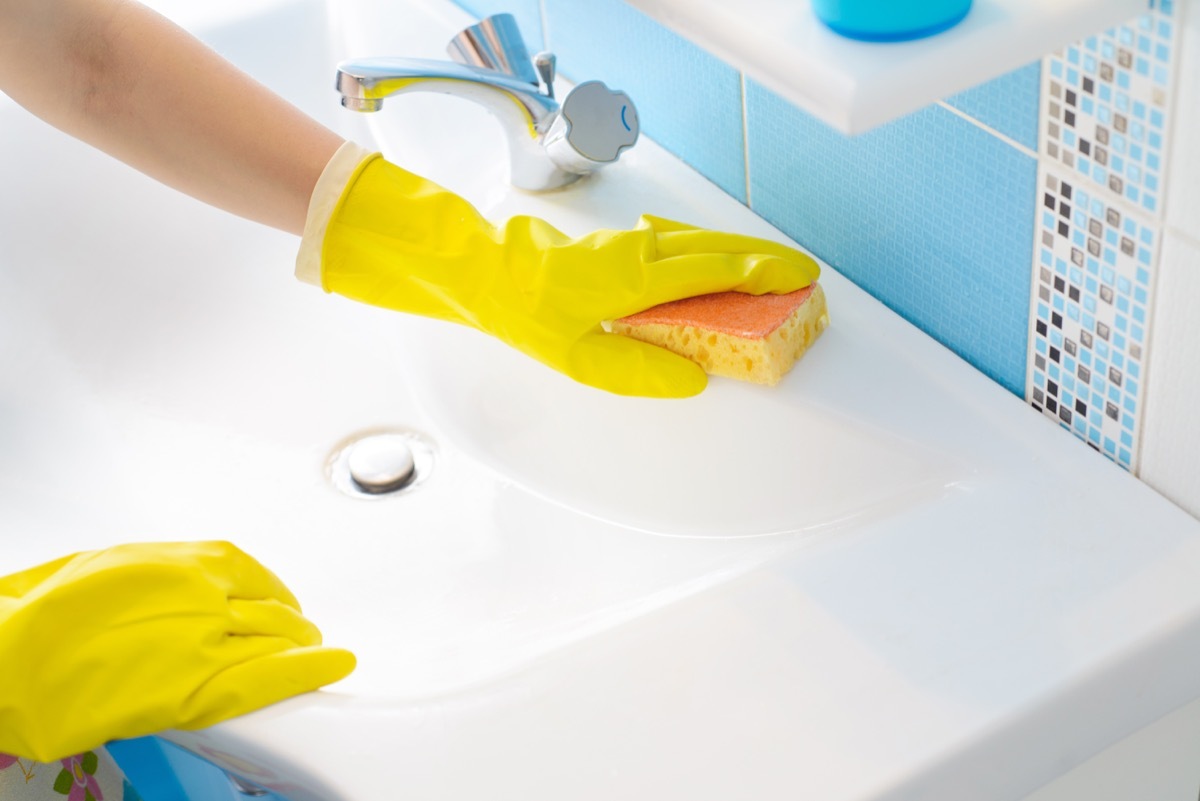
[[0, 0, 344, 234]]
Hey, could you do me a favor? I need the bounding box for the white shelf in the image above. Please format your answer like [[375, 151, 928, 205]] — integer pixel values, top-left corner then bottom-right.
[[624, 0, 1146, 134]]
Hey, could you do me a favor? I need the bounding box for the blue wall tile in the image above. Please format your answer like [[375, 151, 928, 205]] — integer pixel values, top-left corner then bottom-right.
[[451, 0, 544, 50], [944, 61, 1042, 151], [543, 0, 748, 202], [746, 82, 1037, 395]]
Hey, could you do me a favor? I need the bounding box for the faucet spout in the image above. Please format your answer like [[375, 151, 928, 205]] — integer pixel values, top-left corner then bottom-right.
[[335, 58, 558, 128], [333, 15, 639, 192], [335, 57, 570, 189]]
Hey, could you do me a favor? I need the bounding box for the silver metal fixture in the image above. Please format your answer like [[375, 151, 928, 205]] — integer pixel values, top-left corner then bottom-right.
[[335, 13, 640, 190], [347, 435, 416, 494], [327, 430, 435, 499], [226, 774, 269, 797]]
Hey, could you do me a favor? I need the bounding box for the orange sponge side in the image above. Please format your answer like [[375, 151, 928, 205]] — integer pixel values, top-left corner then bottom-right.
[[612, 284, 829, 386]]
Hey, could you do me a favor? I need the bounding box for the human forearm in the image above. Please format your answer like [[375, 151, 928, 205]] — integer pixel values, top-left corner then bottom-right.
[[0, 0, 342, 234]]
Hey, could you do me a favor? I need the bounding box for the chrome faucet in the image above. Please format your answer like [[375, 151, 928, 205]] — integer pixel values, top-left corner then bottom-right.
[[335, 14, 640, 191]]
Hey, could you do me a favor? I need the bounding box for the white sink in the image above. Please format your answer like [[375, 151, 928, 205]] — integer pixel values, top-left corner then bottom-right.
[[5, 0, 1200, 799]]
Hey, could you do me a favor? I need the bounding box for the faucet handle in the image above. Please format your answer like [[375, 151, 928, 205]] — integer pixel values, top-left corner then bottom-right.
[[544, 81, 640, 175], [447, 13, 539, 87], [533, 51, 557, 99]]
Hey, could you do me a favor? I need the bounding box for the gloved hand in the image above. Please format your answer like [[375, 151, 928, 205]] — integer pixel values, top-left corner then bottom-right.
[[296, 143, 820, 398], [0, 541, 355, 762]]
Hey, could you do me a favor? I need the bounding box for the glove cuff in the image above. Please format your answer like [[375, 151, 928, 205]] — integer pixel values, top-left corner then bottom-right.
[[295, 140, 379, 287]]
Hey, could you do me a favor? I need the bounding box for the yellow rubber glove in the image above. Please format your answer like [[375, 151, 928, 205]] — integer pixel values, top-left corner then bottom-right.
[[297, 143, 820, 398], [0, 541, 355, 762]]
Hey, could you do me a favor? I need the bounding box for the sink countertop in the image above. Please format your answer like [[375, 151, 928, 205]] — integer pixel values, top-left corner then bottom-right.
[[3, 0, 1200, 799]]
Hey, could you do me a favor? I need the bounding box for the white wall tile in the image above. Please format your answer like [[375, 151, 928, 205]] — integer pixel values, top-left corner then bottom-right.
[[1165, 0, 1200, 239], [1139, 231, 1200, 517]]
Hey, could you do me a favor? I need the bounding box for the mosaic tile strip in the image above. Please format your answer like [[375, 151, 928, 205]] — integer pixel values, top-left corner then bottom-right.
[[1027, 166, 1159, 471], [1041, 0, 1179, 217]]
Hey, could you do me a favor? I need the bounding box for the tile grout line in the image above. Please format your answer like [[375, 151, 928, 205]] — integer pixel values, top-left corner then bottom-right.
[[1023, 57, 1051, 410], [1168, 225, 1200, 251], [936, 100, 1039, 160], [740, 72, 753, 209], [1023, 165, 1045, 408]]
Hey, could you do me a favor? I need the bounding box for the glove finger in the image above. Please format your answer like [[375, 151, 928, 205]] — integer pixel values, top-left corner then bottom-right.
[[0, 552, 81, 601], [566, 332, 708, 398], [178, 646, 357, 730], [227, 597, 324, 646], [0, 645, 353, 761], [651, 224, 814, 263], [96, 541, 300, 609], [608, 252, 816, 320], [186, 541, 303, 610], [661, 251, 818, 296], [10, 632, 308, 760], [635, 214, 702, 234]]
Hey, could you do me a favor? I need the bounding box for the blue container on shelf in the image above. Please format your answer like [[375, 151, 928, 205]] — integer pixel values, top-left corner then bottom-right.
[[812, 0, 973, 42]]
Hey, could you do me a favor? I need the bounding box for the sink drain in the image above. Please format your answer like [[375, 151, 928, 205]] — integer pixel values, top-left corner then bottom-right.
[[328, 430, 434, 499]]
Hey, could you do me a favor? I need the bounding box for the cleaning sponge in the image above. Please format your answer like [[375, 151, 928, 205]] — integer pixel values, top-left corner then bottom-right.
[[612, 284, 829, 386]]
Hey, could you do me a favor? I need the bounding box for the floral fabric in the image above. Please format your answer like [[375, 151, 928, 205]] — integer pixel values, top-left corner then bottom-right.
[[0, 748, 139, 801]]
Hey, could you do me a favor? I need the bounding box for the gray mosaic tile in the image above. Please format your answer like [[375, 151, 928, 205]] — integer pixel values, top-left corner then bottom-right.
[[1026, 166, 1159, 471], [1040, 0, 1179, 217]]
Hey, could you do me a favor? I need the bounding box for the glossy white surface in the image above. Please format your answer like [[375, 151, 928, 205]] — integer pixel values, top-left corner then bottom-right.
[[396, 321, 963, 537], [624, 0, 1144, 134], [5, 0, 1200, 800]]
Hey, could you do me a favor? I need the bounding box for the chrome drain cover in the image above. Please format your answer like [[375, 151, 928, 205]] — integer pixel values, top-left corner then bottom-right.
[[328, 430, 434, 498], [348, 435, 416, 493]]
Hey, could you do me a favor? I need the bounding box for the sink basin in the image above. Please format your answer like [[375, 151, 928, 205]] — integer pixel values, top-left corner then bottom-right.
[[2, 0, 930, 706], [332, 2, 967, 540], [5, 0, 1200, 800]]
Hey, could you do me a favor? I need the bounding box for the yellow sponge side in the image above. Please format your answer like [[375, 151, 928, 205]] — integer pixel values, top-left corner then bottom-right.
[[612, 284, 829, 386]]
